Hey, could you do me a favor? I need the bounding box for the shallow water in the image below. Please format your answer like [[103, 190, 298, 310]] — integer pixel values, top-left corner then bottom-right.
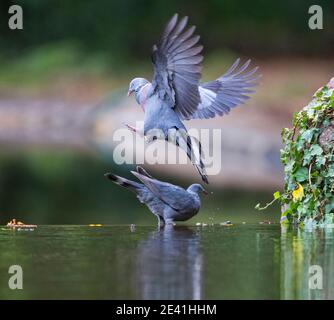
[[0, 224, 333, 300]]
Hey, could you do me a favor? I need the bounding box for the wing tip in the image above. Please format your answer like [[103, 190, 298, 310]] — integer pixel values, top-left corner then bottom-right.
[[130, 170, 138, 176], [180, 15, 189, 25], [104, 172, 120, 183], [136, 166, 152, 177], [131, 169, 148, 180], [170, 13, 179, 26], [136, 165, 143, 172], [104, 172, 116, 181]]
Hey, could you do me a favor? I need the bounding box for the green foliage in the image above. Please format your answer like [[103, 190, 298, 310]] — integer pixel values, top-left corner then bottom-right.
[[279, 84, 334, 225]]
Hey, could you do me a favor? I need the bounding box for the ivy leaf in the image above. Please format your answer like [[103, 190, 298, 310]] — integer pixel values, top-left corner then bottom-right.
[[325, 164, 334, 177], [303, 151, 312, 165], [295, 167, 308, 182], [310, 144, 323, 156], [285, 160, 295, 173], [316, 155, 326, 167], [307, 108, 315, 119], [273, 191, 281, 200], [325, 202, 334, 214], [303, 145, 324, 165], [300, 128, 318, 143]]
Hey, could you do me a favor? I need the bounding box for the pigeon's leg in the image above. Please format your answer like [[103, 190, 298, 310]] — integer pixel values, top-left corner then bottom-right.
[[165, 219, 176, 226], [156, 215, 165, 228]]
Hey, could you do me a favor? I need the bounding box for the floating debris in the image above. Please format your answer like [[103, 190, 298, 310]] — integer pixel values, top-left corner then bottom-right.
[[259, 220, 272, 225], [195, 222, 208, 227], [88, 224, 103, 227], [130, 224, 136, 232], [220, 221, 233, 227], [6, 219, 37, 230]]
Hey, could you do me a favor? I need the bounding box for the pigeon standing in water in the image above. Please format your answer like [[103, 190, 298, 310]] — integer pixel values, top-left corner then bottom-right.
[[105, 166, 207, 226], [126, 14, 259, 184]]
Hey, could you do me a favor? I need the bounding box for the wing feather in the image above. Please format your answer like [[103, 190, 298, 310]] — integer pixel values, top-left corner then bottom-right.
[[151, 14, 203, 120], [190, 59, 260, 120], [131, 171, 193, 213]]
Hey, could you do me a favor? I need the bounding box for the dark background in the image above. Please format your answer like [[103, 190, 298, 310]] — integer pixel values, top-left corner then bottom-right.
[[0, 0, 333, 63]]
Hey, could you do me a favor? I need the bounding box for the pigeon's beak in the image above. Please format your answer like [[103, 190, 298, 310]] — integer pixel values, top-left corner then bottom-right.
[[127, 90, 132, 97], [202, 189, 208, 196]]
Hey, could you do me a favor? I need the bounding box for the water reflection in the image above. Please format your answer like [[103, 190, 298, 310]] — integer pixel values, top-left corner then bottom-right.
[[135, 225, 203, 300], [1, 225, 334, 299], [281, 227, 334, 299]]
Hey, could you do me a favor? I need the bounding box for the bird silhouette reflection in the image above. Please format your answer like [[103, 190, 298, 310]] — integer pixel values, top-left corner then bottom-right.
[[135, 225, 203, 299]]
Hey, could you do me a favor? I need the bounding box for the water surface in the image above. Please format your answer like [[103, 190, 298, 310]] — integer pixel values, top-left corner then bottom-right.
[[0, 224, 333, 299]]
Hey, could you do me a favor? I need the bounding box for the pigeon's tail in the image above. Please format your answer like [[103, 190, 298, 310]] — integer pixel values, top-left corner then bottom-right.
[[190, 143, 209, 185], [176, 129, 209, 184], [194, 162, 209, 185], [104, 172, 142, 193]]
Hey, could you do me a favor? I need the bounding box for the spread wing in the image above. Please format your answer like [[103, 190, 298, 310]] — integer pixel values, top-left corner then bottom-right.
[[151, 13, 203, 120], [190, 59, 259, 119], [131, 170, 193, 213]]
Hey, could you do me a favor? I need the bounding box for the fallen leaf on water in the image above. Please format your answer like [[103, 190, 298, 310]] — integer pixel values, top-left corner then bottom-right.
[[88, 224, 103, 227], [6, 219, 37, 230]]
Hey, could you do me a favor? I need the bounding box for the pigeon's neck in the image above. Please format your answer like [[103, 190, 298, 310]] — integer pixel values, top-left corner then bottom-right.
[[191, 194, 201, 214], [135, 83, 151, 110], [187, 190, 201, 206]]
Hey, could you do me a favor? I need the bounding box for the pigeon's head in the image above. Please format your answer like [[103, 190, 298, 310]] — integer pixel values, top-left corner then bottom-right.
[[128, 78, 149, 96], [188, 184, 208, 196]]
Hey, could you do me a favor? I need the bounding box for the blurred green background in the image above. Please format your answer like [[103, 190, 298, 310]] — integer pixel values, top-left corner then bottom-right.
[[0, 0, 334, 61], [0, 0, 333, 225]]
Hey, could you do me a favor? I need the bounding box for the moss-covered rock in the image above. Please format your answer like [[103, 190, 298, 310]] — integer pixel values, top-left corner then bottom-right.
[[279, 78, 334, 226]]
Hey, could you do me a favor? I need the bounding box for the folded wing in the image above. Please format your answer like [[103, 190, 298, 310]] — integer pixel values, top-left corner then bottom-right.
[[131, 170, 194, 213]]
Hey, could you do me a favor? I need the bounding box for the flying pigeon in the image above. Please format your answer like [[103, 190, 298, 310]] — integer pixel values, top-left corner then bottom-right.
[[105, 166, 207, 226], [126, 14, 259, 184]]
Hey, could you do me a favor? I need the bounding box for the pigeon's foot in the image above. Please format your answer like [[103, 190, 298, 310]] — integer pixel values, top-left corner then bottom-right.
[[165, 219, 176, 226]]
